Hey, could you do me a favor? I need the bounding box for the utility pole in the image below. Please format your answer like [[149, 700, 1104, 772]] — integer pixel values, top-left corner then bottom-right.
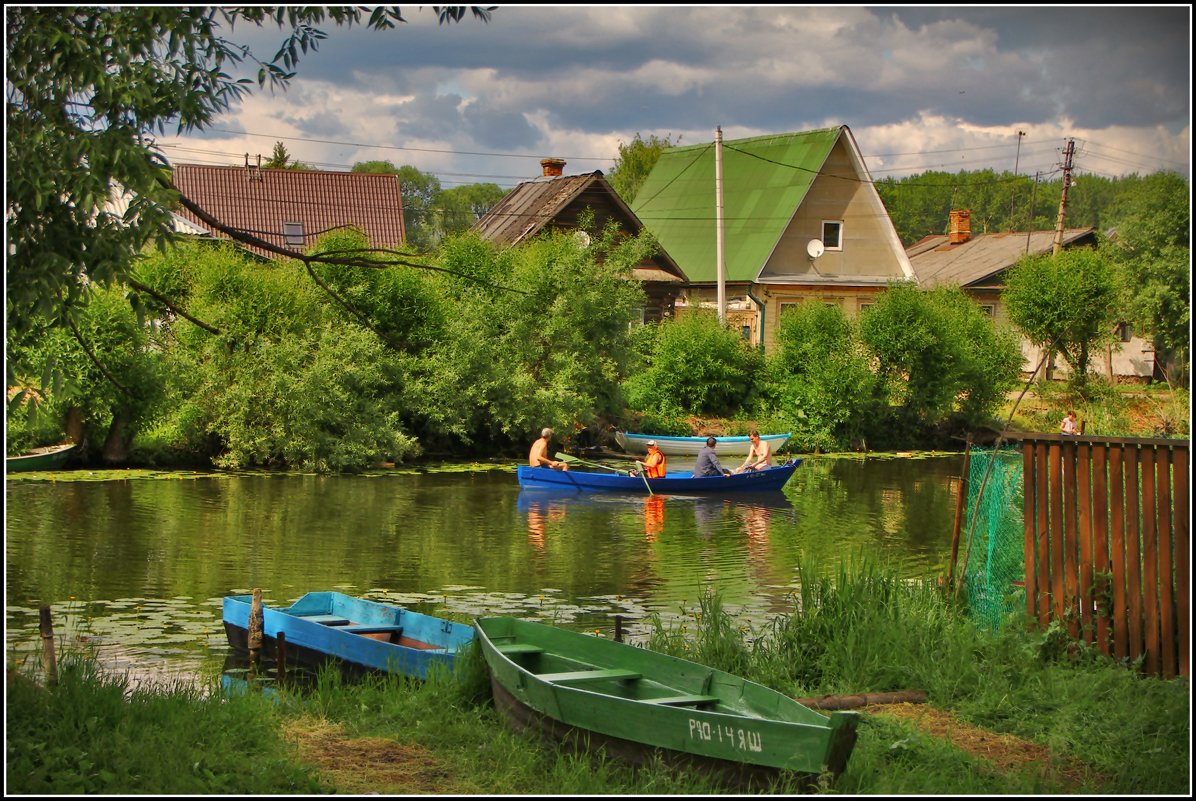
[[714, 126, 726, 324], [1010, 130, 1025, 230], [1052, 138, 1075, 255]]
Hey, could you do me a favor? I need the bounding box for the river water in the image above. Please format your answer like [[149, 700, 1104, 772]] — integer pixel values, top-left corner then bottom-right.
[[5, 453, 963, 685]]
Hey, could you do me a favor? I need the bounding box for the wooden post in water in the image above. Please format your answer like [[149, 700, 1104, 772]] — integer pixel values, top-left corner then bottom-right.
[[276, 630, 287, 681], [39, 605, 58, 685], [948, 435, 973, 592], [248, 588, 263, 667], [614, 615, 624, 643]]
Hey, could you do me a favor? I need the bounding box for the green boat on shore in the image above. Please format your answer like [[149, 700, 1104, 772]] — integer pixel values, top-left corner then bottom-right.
[[6, 442, 77, 474], [475, 616, 858, 785]]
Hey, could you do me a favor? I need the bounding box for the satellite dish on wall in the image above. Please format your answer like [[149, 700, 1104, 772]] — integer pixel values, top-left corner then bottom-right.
[[806, 239, 825, 260]]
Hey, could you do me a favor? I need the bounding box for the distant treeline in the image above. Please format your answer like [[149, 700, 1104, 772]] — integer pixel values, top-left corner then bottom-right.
[[873, 169, 1178, 245]]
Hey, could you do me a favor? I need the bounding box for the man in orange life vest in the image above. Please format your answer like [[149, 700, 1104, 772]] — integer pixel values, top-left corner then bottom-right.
[[641, 440, 667, 478]]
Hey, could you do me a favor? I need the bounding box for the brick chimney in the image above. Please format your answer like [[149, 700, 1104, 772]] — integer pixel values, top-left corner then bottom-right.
[[948, 209, 972, 244], [540, 157, 566, 177]]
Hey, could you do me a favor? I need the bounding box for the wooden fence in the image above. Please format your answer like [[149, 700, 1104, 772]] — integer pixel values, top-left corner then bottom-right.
[[1009, 433, 1189, 678]]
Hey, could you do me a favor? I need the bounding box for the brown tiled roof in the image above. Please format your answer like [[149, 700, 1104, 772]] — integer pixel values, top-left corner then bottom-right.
[[908, 228, 1097, 288], [171, 164, 405, 259], [473, 171, 685, 281]]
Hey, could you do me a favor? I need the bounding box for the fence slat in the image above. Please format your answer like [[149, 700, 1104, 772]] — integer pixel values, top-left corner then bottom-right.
[[1124, 446, 1144, 665], [1077, 442, 1094, 643], [1154, 449, 1174, 678], [1092, 443, 1110, 656], [1037, 442, 1052, 627], [1049, 442, 1066, 627], [1109, 446, 1128, 660], [1140, 447, 1160, 676], [1062, 441, 1081, 638], [1173, 448, 1189, 678]]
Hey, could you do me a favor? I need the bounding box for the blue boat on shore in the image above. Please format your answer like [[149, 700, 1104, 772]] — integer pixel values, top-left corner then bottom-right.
[[516, 459, 801, 493], [222, 591, 474, 679]]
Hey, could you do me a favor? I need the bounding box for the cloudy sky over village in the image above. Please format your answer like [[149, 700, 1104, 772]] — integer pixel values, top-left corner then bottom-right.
[[157, 5, 1191, 189]]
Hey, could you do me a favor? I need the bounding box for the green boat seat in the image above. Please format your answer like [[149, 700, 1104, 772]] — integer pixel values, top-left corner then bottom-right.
[[539, 668, 641, 685], [645, 694, 720, 706], [494, 643, 544, 655]]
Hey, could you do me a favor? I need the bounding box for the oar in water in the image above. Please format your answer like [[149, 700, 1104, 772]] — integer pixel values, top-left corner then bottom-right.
[[554, 452, 624, 473], [634, 460, 654, 496]]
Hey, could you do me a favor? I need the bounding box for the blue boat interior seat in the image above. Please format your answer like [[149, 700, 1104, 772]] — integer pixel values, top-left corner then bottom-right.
[[293, 614, 352, 626], [341, 625, 404, 636]]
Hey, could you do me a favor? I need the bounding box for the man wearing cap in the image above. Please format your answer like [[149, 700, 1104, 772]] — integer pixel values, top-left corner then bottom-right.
[[693, 436, 731, 477], [529, 427, 568, 470], [642, 440, 667, 478]]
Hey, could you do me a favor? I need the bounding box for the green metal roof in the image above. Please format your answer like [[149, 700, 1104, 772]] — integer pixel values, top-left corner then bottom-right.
[[632, 127, 842, 283]]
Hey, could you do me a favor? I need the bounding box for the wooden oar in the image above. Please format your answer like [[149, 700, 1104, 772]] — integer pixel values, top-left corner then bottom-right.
[[634, 460, 654, 496], [554, 452, 624, 473]]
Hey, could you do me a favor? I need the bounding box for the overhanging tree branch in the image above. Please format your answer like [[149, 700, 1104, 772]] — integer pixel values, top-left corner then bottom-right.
[[126, 277, 223, 336]]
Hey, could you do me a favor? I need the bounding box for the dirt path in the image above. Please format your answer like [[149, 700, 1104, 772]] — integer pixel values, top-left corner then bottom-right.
[[864, 702, 1101, 790], [282, 716, 479, 795]]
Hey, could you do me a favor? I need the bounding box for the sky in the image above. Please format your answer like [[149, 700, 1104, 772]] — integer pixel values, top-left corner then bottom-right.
[[155, 5, 1192, 190]]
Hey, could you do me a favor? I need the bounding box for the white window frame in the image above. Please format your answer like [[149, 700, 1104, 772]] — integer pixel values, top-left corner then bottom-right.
[[283, 221, 305, 246], [822, 220, 844, 251]]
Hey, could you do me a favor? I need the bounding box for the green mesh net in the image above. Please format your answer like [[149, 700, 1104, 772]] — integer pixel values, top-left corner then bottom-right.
[[960, 445, 1025, 629]]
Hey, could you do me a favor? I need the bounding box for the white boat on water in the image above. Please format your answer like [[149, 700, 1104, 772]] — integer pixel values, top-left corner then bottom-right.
[[615, 431, 791, 458]]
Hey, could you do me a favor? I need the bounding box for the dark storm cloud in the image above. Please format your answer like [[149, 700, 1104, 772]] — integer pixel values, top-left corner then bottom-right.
[[183, 7, 1188, 180]]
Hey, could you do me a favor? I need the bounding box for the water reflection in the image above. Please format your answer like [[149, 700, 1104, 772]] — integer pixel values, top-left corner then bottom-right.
[[7, 454, 965, 685]]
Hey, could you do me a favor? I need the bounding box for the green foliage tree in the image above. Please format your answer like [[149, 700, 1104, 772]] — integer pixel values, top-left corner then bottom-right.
[[858, 283, 1022, 443], [261, 140, 311, 170], [763, 303, 882, 452], [351, 161, 444, 250], [438, 183, 508, 236], [6, 286, 165, 462], [623, 311, 762, 419], [403, 220, 652, 450], [607, 133, 677, 204], [1003, 249, 1118, 393], [132, 238, 422, 471], [6, 6, 489, 348], [1101, 171, 1191, 384]]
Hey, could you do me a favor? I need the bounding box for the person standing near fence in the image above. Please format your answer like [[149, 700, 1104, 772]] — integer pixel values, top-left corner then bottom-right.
[[1060, 411, 1078, 435]]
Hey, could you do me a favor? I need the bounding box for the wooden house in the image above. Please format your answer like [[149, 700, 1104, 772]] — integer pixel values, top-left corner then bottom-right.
[[171, 163, 406, 259], [631, 126, 914, 348], [472, 159, 687, 322], [907, 212, 1155, 381]]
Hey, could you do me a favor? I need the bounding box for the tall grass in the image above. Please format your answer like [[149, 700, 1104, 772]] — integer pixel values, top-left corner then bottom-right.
[[6, 652, 324, 794]]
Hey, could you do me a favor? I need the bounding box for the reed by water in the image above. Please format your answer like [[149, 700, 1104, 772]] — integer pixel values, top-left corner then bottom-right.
[[7, 560, 1188, 794]]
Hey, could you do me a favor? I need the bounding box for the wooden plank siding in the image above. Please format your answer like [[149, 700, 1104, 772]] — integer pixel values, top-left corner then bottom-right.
[[1010, 433, 1189, 679]]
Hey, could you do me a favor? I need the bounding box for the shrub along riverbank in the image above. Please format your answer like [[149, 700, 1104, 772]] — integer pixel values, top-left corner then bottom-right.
[[7, 561, 1188, 794]]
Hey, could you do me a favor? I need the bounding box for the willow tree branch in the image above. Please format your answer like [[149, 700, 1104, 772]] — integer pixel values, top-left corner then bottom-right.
[[126, 278, 223, 335], [64, 309, 135, 399], [302, 262, 409, 352]]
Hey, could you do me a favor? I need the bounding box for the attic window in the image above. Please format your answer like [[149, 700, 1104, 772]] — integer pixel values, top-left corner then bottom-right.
[[822, 221, 843, 251], [283, 221, 305, 246]]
